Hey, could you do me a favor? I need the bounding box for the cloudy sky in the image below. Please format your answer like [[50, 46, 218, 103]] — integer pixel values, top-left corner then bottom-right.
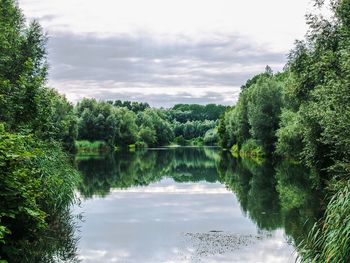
[[19, 0, 313, 107]]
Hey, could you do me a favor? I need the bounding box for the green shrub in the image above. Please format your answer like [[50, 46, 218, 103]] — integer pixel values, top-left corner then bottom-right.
[[203, 128, 218, 145], [191, 137, 204, 146], [135, 141, 148, 148], [75, 140, 109, 154], [174, 135, 188, 146], [129, 144, 136, 151], [0, 126, 80, 259], [230, 144, 239, 157], [240, 139, 265, 158]]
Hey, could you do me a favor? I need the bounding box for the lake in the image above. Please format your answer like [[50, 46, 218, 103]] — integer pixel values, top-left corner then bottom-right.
[[73, 147, 323, 263]]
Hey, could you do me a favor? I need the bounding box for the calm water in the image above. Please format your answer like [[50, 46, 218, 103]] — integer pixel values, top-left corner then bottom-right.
[[73, 147, 323, 263]]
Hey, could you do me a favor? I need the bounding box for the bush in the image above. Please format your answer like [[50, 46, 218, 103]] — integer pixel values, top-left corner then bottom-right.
[[191, 137, 204, 146], [135, 141, 148, 148], [239, 139, 265, 158], [203, 128, 218, 145], [0, 125, 80, 260], [174, 135, 188, 146], [230, 144, 239, 157], [75, 140, 109, 154]]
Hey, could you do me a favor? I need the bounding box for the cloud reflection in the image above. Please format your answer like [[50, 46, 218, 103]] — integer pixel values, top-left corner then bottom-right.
[[75, 179, 295, 263]]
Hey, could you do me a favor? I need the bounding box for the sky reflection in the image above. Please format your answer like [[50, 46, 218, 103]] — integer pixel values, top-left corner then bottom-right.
[[74, 178, 296, 263]]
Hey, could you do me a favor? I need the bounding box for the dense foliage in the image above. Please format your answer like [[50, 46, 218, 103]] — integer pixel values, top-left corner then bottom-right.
[[169, 103, 227, 122], [75, 100, 225, 148], [218, 69, 286, 154], [218, 0, 350, 261], [168, 104, 225, 145], [0, 127, 79, 262], [75, 99, 173, 147], [0, 1, 79, 261], [0, 0, 77, 152], [111, 100, 150, 113]]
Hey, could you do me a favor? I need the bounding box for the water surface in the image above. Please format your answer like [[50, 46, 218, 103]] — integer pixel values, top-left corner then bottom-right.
[[74, 147, 323, 263]]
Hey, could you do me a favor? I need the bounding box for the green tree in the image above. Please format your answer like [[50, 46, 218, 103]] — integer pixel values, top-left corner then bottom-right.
[[0, 1, 77, 151], [275, 109, 303, 158], [247, 78, 283, 152]]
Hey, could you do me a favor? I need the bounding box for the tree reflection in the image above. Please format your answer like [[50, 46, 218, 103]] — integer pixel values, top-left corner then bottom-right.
[[76, 147, 325, 252], [275, 161, 324, 245], [76, 147, 221, 199], [2, 209, 79, 263], [218, 154, 325, 248]]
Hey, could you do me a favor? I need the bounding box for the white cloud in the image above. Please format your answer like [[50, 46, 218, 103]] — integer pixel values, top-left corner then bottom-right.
[[49, 80, 240, 107], [19, 0, 311, 51], [18, 0, 314, 106]]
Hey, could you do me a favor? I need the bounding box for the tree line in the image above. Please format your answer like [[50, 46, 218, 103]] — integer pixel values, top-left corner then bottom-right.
[[75, 99, 226, 149], [218, 0, 350, 261]]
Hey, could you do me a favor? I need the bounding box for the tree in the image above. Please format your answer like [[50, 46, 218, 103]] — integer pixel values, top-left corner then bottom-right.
[[247, 78, 283, 152], [275, 109, 303, 158], [0, 1, 77, 151], [203, 128, 218, 145], [138, 125, 156, 147], [284, 0, 350, 175]]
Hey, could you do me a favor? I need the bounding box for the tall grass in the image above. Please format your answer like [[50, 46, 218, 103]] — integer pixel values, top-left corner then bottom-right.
[[298, 180, 350, 262], [34, 142, 81, 214]]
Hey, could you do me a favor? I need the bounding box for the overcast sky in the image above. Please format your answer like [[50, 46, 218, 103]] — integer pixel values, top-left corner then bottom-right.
[[19, 0, 313, 107]]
